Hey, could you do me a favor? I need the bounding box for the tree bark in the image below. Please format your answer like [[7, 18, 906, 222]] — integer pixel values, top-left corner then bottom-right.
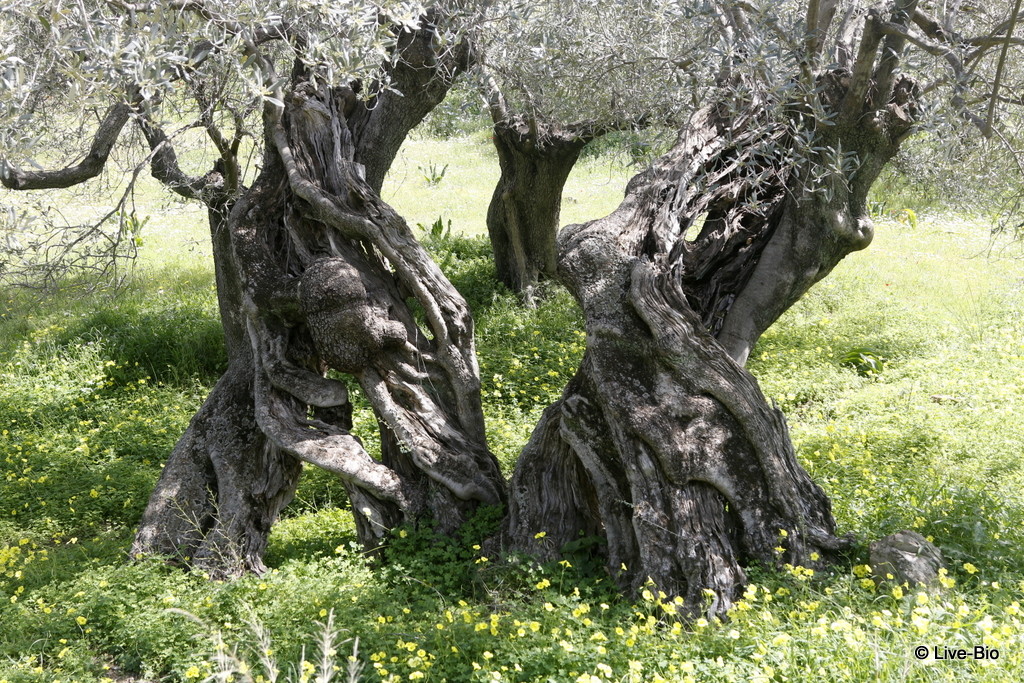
[[714, 69, 920, 364], [505, 57, 920, 615], [504, 204, 846, 614], [348, 10, 473, 194], [131, 14, 475, 571], [133, 64, 506, 565], [485, 118, 595, 298], [131, 203, 303, 576], [246, 74, 506, 545]]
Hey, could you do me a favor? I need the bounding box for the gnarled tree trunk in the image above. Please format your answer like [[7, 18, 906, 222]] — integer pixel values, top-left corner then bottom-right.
[[131, 201, 304, 575], [252, 74, 506, 542], [505, 45, 920, 615], [348, 11, 473, 194], [131, 16, 476, 573]]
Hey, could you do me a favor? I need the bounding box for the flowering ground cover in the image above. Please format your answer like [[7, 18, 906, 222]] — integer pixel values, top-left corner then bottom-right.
[[1, 139, 1023, 682]]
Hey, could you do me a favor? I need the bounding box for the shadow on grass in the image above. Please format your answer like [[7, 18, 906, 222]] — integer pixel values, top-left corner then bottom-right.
[[1, 266, 225, 385]]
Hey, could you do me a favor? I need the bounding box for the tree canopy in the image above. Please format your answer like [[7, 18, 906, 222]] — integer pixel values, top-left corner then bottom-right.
[[4, 0, 1024, 262]]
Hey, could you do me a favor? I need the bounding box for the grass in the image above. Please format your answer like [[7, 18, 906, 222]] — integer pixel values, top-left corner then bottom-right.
[[381, 130, 633, 238], [1, 137, 1024, 682]]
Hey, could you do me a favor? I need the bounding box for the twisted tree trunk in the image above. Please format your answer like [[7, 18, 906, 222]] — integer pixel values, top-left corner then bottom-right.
[[131, 16, 475, 573], [505, 54, 920, 615], [131, 201, 304, 575]]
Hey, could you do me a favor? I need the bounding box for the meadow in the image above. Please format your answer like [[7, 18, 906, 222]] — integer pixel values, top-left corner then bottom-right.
[[1, 132, 1023, 682]]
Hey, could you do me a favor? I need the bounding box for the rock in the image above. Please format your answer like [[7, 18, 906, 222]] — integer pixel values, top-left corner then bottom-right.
[[870, 530, 944, 588]]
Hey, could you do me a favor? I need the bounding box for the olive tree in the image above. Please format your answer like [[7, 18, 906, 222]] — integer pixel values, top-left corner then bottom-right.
[[3, 0, 490, 574], [501, 0, 1024, 610], [3, 0, 1023, 615]]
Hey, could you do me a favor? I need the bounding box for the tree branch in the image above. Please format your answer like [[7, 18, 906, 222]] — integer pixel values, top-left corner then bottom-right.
[[484, 73, 509, 125], [966, 34, 1024, 51], [911, 8, 954, 42], [189, 80, 243, 195], [911, 8, 1024, 66], [805, 0, 840, 65], [908, 6, 1024, 136], [5, 0, 287, 197], [805, 0, 822, 58], [879, 20, 958, 59], [840, 8, 885, 123], [833, 5, 861, 68], [721, 0, 755, 42], [251, 347, 410, 508], [109, 0, 294, 51], [986, 0, 1023, 133], [968, 13, 1022, 46], [872, 0, 919, 109], [1, 104, 131, 190], [135, 113, 222, 202]]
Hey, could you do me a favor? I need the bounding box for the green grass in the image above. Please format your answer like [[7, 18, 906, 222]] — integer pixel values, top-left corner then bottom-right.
[[381, 131, 633, 238], [2, 138, 1024, 682]]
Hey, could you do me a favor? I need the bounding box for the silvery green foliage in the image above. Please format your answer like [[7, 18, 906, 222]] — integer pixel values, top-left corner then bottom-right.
[[475, 0, 720, 127], [2, 0, 1024, 245], [0, 0, 429, 165], [0, 0, 436, 286], [475, 0, 1024, 228]]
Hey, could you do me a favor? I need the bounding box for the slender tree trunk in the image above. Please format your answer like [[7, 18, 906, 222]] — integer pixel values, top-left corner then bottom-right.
[[486, 118, 595, 299]]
